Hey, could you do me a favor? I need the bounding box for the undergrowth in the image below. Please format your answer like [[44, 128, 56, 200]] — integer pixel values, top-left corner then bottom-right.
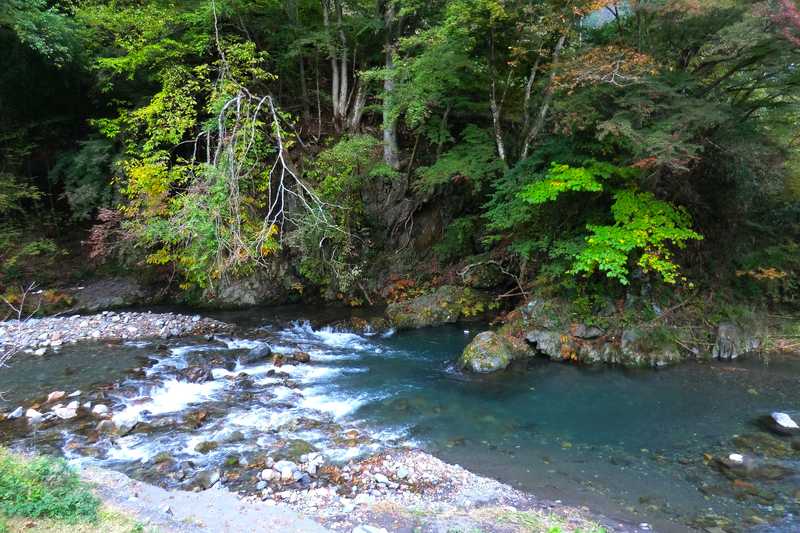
[[0, 450, 99, 524]]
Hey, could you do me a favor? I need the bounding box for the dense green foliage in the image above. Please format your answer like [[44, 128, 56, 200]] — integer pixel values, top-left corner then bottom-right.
[[1, 0, 799, 305], [0, 450, 100, 523]]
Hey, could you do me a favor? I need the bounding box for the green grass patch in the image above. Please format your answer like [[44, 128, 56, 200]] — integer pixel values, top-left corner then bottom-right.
[[0, 449, 99, 524]]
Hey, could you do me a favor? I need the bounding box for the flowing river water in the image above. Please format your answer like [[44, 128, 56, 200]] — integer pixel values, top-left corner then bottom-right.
[[0, 306, 798, 532]]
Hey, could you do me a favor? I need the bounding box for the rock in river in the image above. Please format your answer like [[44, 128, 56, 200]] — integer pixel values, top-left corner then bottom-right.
[[239, 343, 272, 365], [459, 331, 533, 373], [761, 412, 800, 436]]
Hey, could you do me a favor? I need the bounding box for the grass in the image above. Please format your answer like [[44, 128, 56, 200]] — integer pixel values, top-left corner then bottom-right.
[[0, 449, 99, 524], [480, 507, 608, 533], [0, 449, 150, 533], [1, 508, 149, 533]]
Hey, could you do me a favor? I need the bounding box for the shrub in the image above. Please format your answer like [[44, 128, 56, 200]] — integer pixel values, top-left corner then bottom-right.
[[0, 450, 99, 523]]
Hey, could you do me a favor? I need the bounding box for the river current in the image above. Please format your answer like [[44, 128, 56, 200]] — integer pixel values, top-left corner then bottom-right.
[[0, 306, 798, 532]]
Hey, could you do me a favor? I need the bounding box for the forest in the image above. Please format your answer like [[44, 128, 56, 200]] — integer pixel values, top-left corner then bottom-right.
[[2, 0, 800, 310]]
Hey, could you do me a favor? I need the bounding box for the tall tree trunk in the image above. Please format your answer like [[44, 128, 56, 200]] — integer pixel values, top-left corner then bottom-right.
[[382, 0, 400, 170], [521, 34, 565, 160], [321, 0, 340, 131], [335, 0, 349, 127], [489, 28, 506, 163], [288, 0, 310, 122], [347, 76, 367, 131]]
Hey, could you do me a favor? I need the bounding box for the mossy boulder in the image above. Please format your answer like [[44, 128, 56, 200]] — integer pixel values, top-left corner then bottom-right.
[[459, 331, 534, 373], [386, 285, 496, 330]]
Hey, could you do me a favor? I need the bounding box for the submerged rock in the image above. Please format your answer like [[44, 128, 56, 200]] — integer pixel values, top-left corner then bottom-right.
[[6, 407, 23, 419], [25, 408, 43, 423], [386, 286, 496, 330], [712, 322, 760, 360], [459, 331, 533, 373], [292, 351, 311, 363]]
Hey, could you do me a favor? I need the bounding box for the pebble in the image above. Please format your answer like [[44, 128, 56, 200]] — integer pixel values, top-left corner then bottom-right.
[[396, 467, 409, 480], [373, 473, 389, 485], [46, 391, 65, 403], [352, 526, 389, 533], [25, 408, 43, 423], [1, 312, 230, 354], [6, 407, 23, 419], [92, 404, 110, 416]]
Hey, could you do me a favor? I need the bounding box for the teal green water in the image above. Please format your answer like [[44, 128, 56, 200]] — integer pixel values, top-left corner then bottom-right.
[[0, 311, 798, 531]]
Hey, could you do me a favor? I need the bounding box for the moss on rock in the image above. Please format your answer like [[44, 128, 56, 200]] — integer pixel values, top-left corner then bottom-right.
[[460, 331, 534, 373], [386, 285, 497, 330]]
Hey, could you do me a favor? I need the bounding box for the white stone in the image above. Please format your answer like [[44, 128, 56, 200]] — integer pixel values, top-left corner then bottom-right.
[[373, 473, 389, 485], [260, 469, 276, 482], [33, 348, 46, 356], [25, 408, 43, 423], [66, 401, 79, 410], [68, 390, 81, 398], [352, 526, 389, 533], [771, 412, 799, 429], [353, 493, 373, 506], [728, 453, 744, 464], [92, 404, 110, 416], [280, 468, 294, 482], [53, 406, 77, 420], [395, 467, 409, 479], [6, 407, 23, 419]]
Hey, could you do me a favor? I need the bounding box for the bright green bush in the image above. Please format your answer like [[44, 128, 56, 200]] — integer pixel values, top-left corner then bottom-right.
[[0, 450, 99, 523]]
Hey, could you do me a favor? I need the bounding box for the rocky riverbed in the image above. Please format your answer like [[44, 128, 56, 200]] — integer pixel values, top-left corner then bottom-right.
[[0, 310, 232, 354]]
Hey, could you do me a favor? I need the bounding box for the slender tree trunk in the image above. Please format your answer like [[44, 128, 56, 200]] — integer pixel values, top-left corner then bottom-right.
[[521, 34, 565, 160], [288, 0, 310, 121], [335, 0, 349, 127], [347, 76, 367, 131], [488, 28, 506, 163], [382, 0, 400, 170], [322, 1, 340, 131], [521, 56, 541, 136], [299, 57, 311, 122]]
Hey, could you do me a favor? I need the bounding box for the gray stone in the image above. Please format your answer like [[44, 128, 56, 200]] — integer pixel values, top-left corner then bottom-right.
[[239, 344, 272, 365], [525, 330, 562, 359], [712, 322, 760, 360], [6, 407, 23, 419]]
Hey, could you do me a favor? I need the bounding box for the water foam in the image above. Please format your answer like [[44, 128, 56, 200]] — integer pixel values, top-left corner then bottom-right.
[[113, 379, 225, 424]]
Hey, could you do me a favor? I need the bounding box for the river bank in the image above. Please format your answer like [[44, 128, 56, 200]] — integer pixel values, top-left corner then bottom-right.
[[80, 450, 619, 533]]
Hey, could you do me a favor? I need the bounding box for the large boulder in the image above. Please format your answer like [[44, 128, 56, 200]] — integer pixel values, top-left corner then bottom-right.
[[712, 322, 760, 360], [459, 331, 534, 373], [68, 277, 159, 313], [207, 258, 301, 308], [386, 286, 496, 330]]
